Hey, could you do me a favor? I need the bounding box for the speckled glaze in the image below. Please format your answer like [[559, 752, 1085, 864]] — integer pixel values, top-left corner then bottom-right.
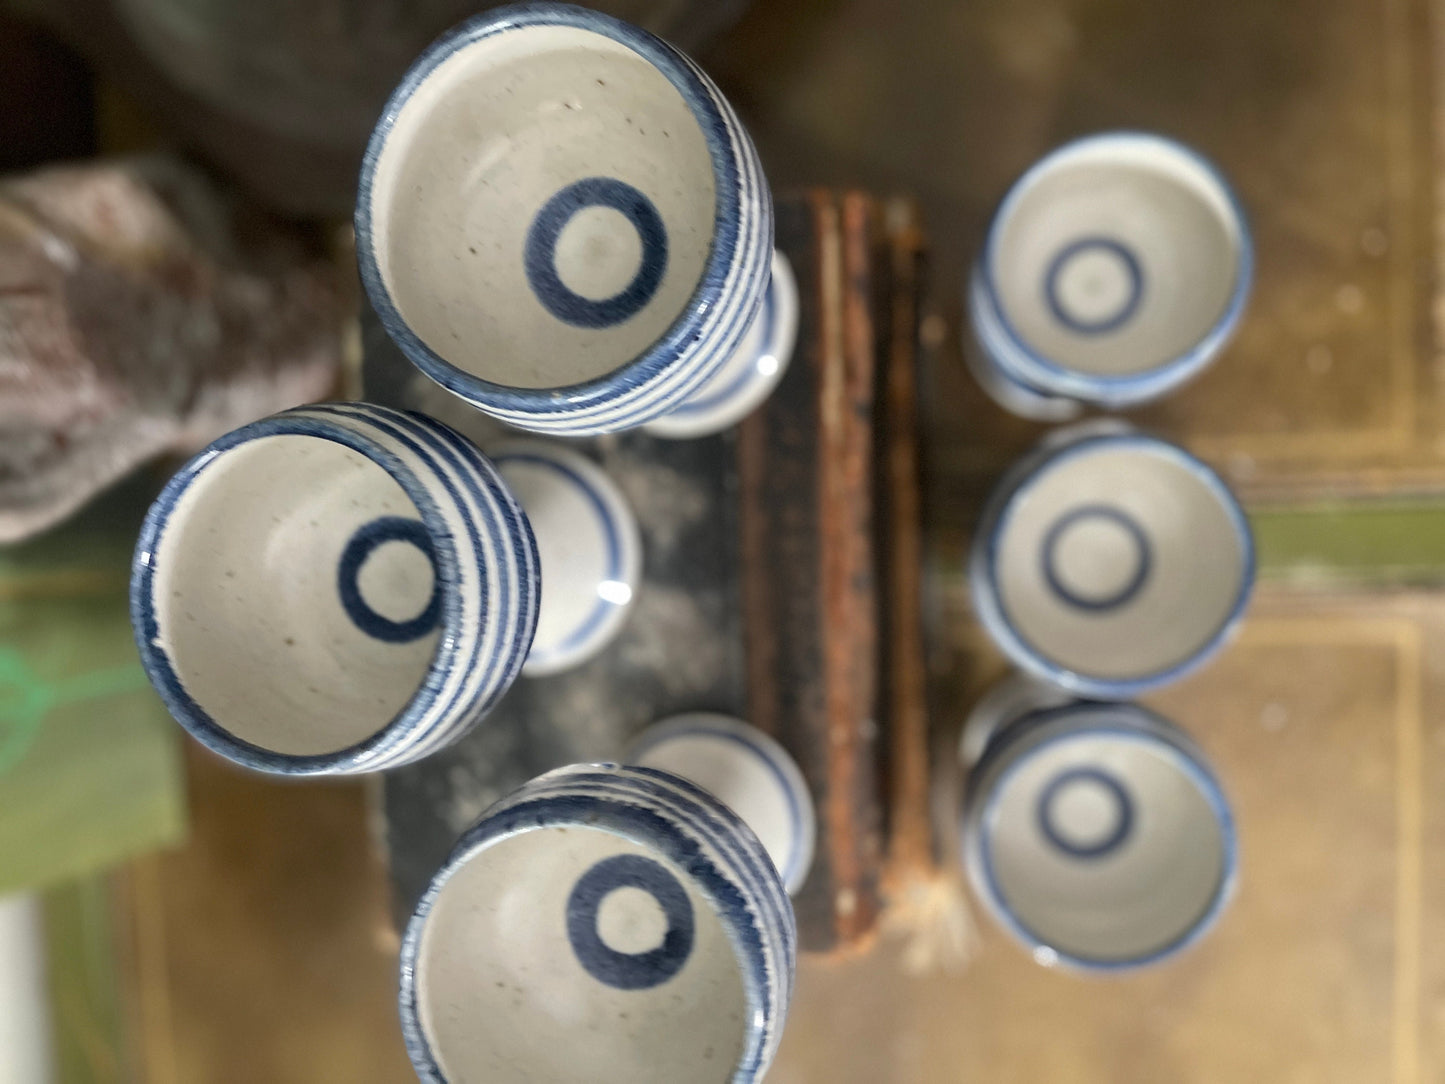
[[356, 2, 773, 436], [627, 714, 816, 895], [967, 131, 1252, 417], [961, 698, 1237, 972], [970, 423, 1254, 699], [130, 402, 539, 775], [491, 440, 642, 676], [400, 763, 796, 1084]]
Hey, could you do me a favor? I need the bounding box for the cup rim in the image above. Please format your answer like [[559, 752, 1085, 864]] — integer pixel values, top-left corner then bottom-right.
[[963, 702, 1238, 972], [969, 429, 1256, 698], [355, 1, 745, 417], [130, 408, 472, 775], [398, 764, 791, 1082], [976, 129, 1254, 402]]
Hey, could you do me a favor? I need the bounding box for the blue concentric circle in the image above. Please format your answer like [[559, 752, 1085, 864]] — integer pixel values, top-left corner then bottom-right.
[[566, 853, 695, 989], [524, 177, 668, 328], [1042, 236, 1144, 335]]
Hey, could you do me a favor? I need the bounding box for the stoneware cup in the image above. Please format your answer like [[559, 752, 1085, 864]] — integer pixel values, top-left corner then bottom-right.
[[967, 131, 1252, 418], [130, 402, 539, 775], [970, 423, 1254, 699], [356, 2, 779, 436], [626, 713, 817, 895], [961, 697, 1237, 972], [399, 762, 796, 1083], [491, 440, 642, 676]]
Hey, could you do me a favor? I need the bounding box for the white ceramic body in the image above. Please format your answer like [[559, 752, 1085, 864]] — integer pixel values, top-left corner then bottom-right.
[[492, 441, 642, 676], [958, 671, 1072, 769], [968, 131, 1252, 415], [961, 700, 1237, 972], [357, 2, 773, 436], [627, 714, 816, 895], [644, 250, 799, 439], [970, 424, 1254, 698], [130, 402, 539, 775], [400, 762, 796, 1084]]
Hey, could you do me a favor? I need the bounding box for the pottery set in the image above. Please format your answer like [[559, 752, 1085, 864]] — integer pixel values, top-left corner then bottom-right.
[[128, 0, 807, 771], [131, 5, 808, 1081], [128, 2, 1264, 1077], [961, 136, 1254, 970]]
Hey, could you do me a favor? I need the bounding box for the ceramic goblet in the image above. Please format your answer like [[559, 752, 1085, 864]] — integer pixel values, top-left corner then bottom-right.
[[357, 2, 790, 437], [491, 440, 642, 676], [960, 692, 1237, 971], [400, 762, 796, 1083], [967, 131, 1252, 418], [626, 713, 817, 896], [970, 424, 1254, 699], [130, 402, 539, 775]]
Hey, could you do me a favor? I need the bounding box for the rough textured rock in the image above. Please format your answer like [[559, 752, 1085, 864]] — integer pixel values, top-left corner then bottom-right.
[[0, 157, 343, 542]]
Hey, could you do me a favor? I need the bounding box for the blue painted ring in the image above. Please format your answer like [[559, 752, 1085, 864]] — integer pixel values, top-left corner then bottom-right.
[[1039, 504, 1152, 613], [1035, 767, 1134, 859], [524, 177, 668, 328], [337, 516, 442, 643], [566, 853, 695, 989], [1042, 236, 1144, 335]]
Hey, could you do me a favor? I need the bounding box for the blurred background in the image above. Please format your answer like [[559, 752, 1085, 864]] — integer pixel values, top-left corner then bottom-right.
[[2, 0, 1442, 1080]]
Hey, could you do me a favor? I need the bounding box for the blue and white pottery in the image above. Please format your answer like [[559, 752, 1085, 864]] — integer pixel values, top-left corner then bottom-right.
[[967, 131, 1252, 417], [970, 424, 1254, 699], [130, 402, 539, 775], [961, 699, 1237, 972], [356, 2, 773, 437], [626, 713, 816, 895], [643, 250, 799, 439], [491, 440, 641, 676], [399, 762, 796, 1083]]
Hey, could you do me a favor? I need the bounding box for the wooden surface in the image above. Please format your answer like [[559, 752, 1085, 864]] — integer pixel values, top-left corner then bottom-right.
[[368, 190, 932, 954], [737, 191, 887, 948]]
